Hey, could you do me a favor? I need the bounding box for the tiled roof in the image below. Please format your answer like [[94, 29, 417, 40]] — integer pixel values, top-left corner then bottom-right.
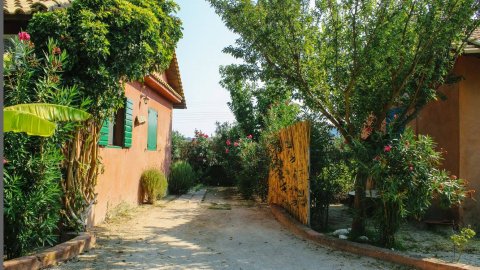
[[465, 27, 480, 54], [470, 28, 480, 40], [165, 53, 186, 109], [4, 0, 72, 15], [150, 53, 187, 109]]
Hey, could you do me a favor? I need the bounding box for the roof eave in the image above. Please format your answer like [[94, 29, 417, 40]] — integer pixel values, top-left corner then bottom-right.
[[144, 75, 185, 107]]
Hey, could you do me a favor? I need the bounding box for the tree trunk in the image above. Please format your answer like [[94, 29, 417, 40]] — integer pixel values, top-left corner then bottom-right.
[[61, 120, 101, 231], [351, 170, 367, 237], [379, 201, 399, 248]]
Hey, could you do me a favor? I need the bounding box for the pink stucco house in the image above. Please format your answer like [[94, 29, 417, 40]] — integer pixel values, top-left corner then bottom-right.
[[93, 60, 186, 225], [4, 0, 187, 226]]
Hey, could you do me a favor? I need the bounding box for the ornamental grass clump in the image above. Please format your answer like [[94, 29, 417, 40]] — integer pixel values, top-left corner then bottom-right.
[[140, 169, 168, 204], [169, 161, 196, 195]]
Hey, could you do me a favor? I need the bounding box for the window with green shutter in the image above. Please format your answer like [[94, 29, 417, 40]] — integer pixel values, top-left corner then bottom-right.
[[99, 119, 110, 146], [123, 98, 133, 148], [98, 97, 134, 148], [147, 108, 158, 151]]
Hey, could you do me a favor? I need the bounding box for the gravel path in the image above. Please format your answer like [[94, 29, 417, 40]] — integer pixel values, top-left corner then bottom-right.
[[51, 187, 409, 270]]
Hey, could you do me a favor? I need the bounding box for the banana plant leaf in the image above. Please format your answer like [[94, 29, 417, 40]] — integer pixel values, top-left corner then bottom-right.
[[4, 103, 91, 137], [4, 110, 56, 137], [4, 103, 91, 122]]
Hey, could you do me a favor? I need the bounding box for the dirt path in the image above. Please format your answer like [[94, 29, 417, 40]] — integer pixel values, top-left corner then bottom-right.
[[51, 187, 409, 270]]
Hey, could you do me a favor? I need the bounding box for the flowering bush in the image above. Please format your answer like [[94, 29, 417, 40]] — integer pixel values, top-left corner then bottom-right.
[[371, 128, 469, 247], [4, 35, 86, 258], [208, 122, 244, 186], [18, 31, 30, 41], [184, 130, 215, 182]]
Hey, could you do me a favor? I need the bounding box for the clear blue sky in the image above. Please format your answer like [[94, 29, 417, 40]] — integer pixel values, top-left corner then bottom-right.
[[172, 1, 239, 137]]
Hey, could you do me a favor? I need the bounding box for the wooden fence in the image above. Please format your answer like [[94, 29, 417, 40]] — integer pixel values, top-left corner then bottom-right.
[[268, 121, 311, 225]]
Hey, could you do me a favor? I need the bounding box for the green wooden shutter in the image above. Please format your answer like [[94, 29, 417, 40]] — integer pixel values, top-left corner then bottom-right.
[[147, 108, 158, 150], [99, 119, 110, 146], [123, 98, 133, 148]]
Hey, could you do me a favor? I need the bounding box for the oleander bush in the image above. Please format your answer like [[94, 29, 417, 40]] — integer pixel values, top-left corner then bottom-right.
[[371, 128, 468, 247], [183, 130, 215, 182], [3, 35, 86, 258]]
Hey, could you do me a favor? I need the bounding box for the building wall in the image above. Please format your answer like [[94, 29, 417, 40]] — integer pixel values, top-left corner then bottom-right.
[[414, 76, 460, 177], [458, 56, 480, 229], [415, 55, 480, 226], [414, 61, 461, 221], [90, 81, 173, 226]]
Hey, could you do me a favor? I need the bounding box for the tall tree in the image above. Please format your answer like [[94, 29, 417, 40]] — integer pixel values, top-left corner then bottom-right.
[[208, 0, 479, 235], [220, 65, 292, 137]]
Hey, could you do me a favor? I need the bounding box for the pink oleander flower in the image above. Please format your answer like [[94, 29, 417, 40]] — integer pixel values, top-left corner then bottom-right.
[[3, 159, 7, 164], [18, 32, 30, 41], [409, 166, 414, 171], [234, 142, 239, 147], [373, 155, 380, 161], [226, 139, 231, 146], [204, 134, 209, 138], [225, 149, 229, 154], [247, 134, 253, 139], [384, 145, 392, 152]]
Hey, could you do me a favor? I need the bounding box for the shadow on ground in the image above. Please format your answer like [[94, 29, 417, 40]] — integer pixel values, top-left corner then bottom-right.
[[51, 187, 409, 270]]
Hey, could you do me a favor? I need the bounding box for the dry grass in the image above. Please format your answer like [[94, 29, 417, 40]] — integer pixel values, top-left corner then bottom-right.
[[104, 202, 136, 223]]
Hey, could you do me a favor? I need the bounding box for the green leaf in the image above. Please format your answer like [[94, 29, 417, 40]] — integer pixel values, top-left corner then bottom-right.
[[4, 110, 56, 137], [4, 103, 91, 122]]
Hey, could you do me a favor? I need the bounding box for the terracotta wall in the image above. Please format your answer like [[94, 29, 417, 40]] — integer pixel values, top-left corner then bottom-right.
[[414, 77, 460, 177], [458, 56, 480, 229], [414, 67, 460, 221], [89, 81, 173, 226], [415, 55, 480, 227]]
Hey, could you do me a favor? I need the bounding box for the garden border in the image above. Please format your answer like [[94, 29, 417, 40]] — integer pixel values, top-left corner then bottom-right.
[[3, 232, 96, 270], [270, 204, 478, 270]]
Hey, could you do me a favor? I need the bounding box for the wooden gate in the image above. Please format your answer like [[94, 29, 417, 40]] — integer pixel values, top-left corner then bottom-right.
[[268, 121, 310, 225]]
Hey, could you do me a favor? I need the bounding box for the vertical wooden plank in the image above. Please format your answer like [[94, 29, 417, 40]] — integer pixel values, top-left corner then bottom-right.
[[268, 121, 310, 225]]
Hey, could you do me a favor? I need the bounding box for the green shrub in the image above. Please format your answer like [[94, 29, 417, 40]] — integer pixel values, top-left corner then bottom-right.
[[3, 36, 84, 258], [140, 169, 167, 204], [451, 226, 476, 261], [236, 138, 269, 200], [309, 119, 354, 231], [4, 143, 63, 259], [171, 130, 188, 162], [371, 128, 468, 247], [169, 161, 196, 195]]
